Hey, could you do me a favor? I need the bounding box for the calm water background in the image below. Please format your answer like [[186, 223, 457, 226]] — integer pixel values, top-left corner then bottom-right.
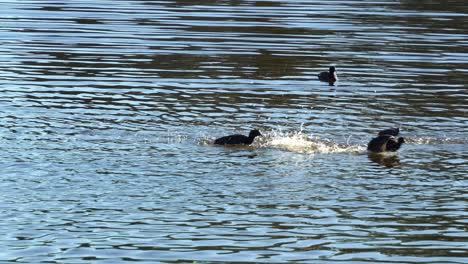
[[0, 0, 467, 263]]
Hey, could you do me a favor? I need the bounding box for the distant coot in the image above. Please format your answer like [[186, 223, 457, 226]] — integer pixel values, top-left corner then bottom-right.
[[367, 128, 405, 153], [214, 129, 262, 146], [318, 66, 338, 84]]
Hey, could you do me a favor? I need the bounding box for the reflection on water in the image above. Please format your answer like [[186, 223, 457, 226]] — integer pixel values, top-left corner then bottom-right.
[[1, 0, 467, 263], [368, 153, 401, 168]]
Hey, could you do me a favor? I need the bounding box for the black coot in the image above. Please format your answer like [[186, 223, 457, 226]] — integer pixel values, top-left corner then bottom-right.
[[367, 128, 405, 153], [318, 66, 338, 84], [214, 129, 262, 146]]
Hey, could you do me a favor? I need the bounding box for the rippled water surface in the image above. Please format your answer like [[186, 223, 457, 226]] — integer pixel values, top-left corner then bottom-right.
[[1, 0, 467, 263]]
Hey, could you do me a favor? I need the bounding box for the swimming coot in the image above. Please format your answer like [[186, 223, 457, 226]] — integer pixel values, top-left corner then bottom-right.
[[214, 129, 262, 146], [367, 135, 405, 153], [318, 66, 338, 84]]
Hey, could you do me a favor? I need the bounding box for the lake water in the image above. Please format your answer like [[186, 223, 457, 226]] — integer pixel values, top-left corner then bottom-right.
[[0, 0, 467, 263]]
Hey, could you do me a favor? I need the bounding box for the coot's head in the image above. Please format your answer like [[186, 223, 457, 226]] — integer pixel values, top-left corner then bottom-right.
[[249, 129, 262, 138], [398, 137, 405, 144], [329, 66, 336, 73]]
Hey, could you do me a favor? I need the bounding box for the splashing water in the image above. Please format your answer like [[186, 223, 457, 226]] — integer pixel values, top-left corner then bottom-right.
[[258, 130, 365, 155], [200, 129, 466, 155], [199, 129, 364, 154]]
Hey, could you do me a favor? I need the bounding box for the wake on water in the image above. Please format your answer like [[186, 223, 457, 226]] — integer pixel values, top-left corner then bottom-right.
[[203, 130, 366, 155], [202, 129, 467, 155]]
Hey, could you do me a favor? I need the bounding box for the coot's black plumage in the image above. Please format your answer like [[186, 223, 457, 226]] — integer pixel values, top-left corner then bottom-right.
[[214, 129, 262, 146], [385, 137, 405, 152], [378, 127, 400, 137], [367, 135, 405, 153], [318, 66, 338, 84]]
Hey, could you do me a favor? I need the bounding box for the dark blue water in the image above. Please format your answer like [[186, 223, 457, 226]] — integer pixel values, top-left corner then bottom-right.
[[0, 0, 467, 263]]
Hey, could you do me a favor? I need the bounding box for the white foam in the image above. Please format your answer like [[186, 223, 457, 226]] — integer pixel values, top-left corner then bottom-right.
[[259, 131, 365, 155]]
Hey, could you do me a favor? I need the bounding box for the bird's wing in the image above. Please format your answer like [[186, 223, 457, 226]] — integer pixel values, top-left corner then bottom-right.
[[385, 137, 400, 151], [378, 127, 399, 136], [368, 136, 391, 152]]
